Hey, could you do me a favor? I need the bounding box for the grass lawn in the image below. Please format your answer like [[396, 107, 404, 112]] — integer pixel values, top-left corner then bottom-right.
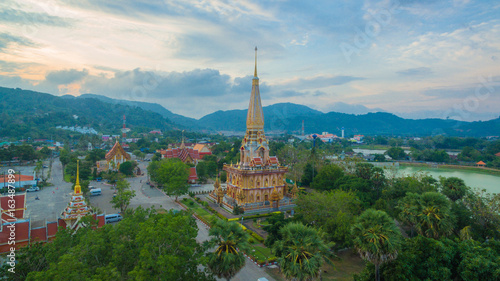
[[64, 172, 71, 182], [182, 198, 214, 222]]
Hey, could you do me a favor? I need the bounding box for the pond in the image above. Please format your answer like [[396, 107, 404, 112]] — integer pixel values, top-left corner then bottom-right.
[[398, 165, 500, 194]]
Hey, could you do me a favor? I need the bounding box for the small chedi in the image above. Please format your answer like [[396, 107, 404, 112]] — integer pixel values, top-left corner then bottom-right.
[[61, 160, 93, 230], [213, 48, 294, 213]]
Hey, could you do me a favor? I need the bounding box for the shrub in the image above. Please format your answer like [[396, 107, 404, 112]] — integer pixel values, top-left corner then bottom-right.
[[248, 238, 255, 244], [268, 257, 277, 263], [188, 201, 195, 206]]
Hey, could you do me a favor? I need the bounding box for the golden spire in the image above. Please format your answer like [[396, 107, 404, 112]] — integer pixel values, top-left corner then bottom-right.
[[246, 47, 264, 131], [180, 130, 185, 149], [74, 160, 82, 194], [254, 46, 258, 77]]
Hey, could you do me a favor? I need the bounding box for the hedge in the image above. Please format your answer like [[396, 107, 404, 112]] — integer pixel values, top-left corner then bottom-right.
[[241, 211, 280, 220]]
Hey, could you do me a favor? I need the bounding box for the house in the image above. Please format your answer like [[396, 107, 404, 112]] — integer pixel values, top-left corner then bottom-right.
[[0, 174, 37, 189]]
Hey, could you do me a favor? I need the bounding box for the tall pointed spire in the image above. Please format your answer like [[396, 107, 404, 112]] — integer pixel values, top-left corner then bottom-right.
[[254, 46, 258, 77], [74, 160, 82, 194], [246, 47, 264, 131]]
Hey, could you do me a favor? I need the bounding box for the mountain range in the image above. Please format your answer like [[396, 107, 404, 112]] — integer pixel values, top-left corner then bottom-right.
[[1, 86, 499, 137]]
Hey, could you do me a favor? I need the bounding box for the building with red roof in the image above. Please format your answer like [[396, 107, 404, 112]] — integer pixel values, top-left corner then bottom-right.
[[188, 167, 198, 184], [159, 140, 213, 165], [97, 141, 132, 171], [0, 174, 36, 189]]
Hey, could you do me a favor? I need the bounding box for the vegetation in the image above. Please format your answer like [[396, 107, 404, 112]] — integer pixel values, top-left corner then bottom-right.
[[273, 222, 335, 281], [204, 220, 250, 281], [0, 208, 214, 280], [351, 209, 402, 281], [149, 158, 189, 201], [110, 179, 136, 212]]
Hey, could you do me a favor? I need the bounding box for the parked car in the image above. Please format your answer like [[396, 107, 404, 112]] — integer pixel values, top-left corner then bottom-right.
[[90, 188, 102, 196], [105, 214, 123, 224], [26, 186, 40, 192]]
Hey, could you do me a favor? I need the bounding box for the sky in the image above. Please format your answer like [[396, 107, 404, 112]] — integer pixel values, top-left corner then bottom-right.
[[0, 0, 499, 121]]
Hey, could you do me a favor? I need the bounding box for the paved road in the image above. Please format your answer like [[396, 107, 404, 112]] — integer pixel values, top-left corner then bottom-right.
[[22, 157, 275, 281], [25, 158, 73, 226]]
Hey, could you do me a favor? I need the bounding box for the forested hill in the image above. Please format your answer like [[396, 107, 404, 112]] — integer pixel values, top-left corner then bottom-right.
[[0, 87, 178, 139], [198, 103, 500, 137], [77, 94, 201, 129], [1, 86, 498, 138]]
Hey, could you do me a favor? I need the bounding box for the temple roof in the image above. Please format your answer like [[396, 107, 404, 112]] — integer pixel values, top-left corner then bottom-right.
[[105, 141, 131, 161], [188, 167, 198, 181]]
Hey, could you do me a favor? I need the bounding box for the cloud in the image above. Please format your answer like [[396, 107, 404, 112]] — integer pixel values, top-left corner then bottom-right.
[[45, 69, 89, 85], [280, 75, 364, 90], [0, 8, 71, 27], [397, 67, 433, 76], [0, 33, 37, 50]]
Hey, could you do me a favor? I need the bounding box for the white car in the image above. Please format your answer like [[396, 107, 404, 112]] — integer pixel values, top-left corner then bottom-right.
[[26, 186, 40, 192]]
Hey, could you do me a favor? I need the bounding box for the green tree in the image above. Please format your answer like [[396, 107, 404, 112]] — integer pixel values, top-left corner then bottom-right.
[[156, 159, 189, 201], [439, 176, 469, 202], [273, 222, 334, 281], [351, 209, 402, 281], [301, 162, 314, 186], [457, 239, 500, 280], [416, 192, 455, 239], [463, 188, 500, 239], [263, 212, 288, 248], [118, 160, 136, 176], [385, 147, 406, 160], [396, 193, 421, 237], [374, 154, 386, 162], [204, 220, 250, 281], [310, 164, 344, 190], [295, 190, 360, 247], [34, 160, 44, 180], [129, 211, 214, 281], [110, 180, 136, 212]]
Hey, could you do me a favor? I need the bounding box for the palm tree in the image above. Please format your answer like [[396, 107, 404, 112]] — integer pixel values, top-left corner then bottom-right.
[[34, 161, 43, 180], [396, 192, 421, 237], [416, 192, 455, 238], [351, 209, 402, 281], [204, 220, 250, 281], [273, 222, 334, 281]]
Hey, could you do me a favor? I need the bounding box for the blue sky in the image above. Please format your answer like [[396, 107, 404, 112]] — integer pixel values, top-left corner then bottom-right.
[[0, 0, 499, 120]]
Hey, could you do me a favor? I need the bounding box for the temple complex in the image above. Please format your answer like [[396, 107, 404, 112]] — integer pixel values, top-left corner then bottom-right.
[[97, 140, 131, 171], [221, 48, 290, 212], [61, 161, 93, 230]]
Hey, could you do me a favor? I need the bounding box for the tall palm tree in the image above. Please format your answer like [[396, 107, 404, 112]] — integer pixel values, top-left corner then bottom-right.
[[351, 209, 402, 281], [204, 220, 250, 281], [273, 222, 334, 281], [416, 192, 455, 238], [396, 192, 421, 237], [34, 161, 43, 180]]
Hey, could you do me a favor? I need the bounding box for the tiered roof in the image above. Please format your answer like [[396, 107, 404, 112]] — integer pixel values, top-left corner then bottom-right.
[[105, 141, 131, 161], [61, 161, 92, 228], [188, 167, 198, 182]]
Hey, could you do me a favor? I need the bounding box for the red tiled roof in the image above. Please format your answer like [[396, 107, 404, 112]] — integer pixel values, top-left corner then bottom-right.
[[252, 157, 263, 166], [268, 156, 279, 165], [0, 174, 34, 182], [188, 167, 198, 181], [476, 161, 486, 165], [495, 152, 500, 157]]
